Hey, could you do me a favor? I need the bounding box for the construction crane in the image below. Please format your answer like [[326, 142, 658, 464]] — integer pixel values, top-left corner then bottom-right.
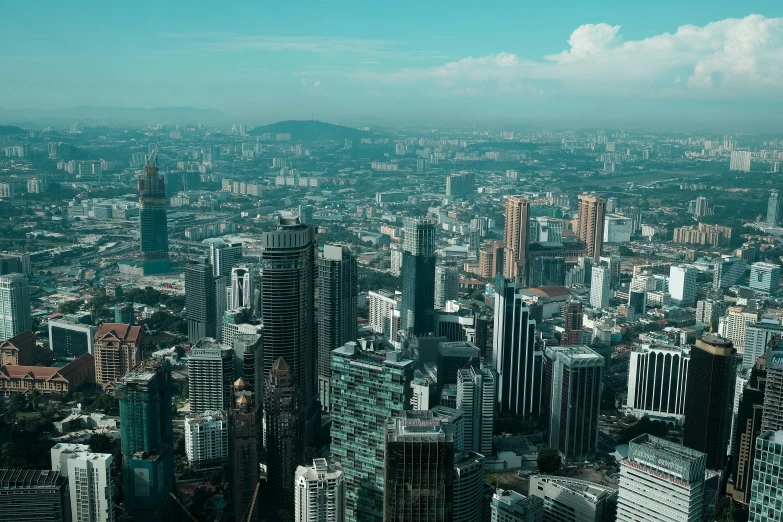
[[241, 482, 261, 522], [169, 492, 199, 522]]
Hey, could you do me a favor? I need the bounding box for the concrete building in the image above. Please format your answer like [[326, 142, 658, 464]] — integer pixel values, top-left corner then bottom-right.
[[0, 330, 53, 366], [383, 412, 455, 521], [617, 434, 706, 522], [0, 469, 71, 522], [51, 443, 90, 473], [625, 344, 689, 425], [369, 290, 398, 337], [728, 362, 766, 505], [749, 262, 781, 296], [66, 452, 114, 522], [491, 489, 544, 522], [0, 274, 31, 342], [0, 354, 94, 397], [744, 320, 783, 369], [94, 323, 143, 387], [330, 342, 414, 522], [294, 459, 345, 522], [230, 264, 256, 313], [748, 430, 783, 521], [493, 278, 542, 416], [713, 257, 747, 290], [504, 196, 531, 282], [188, 338, 234, 413], [528, 475, 618, 522], [730, 150, 752, 172], [453, 452, 486, 522], [577, 194, 606, 263], [603, 214, 632, 243], [435, 265, 460, 309], [696, 299, 728, 331], [446, 172, 475, 197], [589, 266, 610, 309], [317, 245, 357, 411], [48, 320, 96, 357], [722, 307, 758, 355], [563, 301, 584, 346], [543, 345, 603, 462], [206, 238, 243, 280], [184, 410, 229, 469], [230, 378, 260, 522], [457, 363, 496, 455], [767, 190, 779, 227], [400, 218, 436, 335], [673, 223, 732, 246], [762, 348, 783, 433], [669, 266, 697, 307]]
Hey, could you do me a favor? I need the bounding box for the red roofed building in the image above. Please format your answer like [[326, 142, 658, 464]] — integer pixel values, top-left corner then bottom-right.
[[0, 330, 54, 366], [94, 323, 144, 387], [0, 353, 95, 396]]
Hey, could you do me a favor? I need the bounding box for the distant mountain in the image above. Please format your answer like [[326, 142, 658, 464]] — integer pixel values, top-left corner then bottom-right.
[[248, 120, 374, 142], [0, 106, 226, 125], [0, 125, 26, 135]]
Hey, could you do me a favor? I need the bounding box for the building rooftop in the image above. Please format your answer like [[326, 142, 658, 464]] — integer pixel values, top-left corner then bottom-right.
[[533, 475, 617, 502], [627, 434, 706, 484], [0, 469, 64, 488], [95, 323, 143, 344]]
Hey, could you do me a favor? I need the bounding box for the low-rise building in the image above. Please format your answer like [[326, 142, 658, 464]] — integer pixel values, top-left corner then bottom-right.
[[528, 475, 618, 522], [0, 354, 94, 396]]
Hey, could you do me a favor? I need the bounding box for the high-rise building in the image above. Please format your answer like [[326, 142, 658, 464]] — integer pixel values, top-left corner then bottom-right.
[[185, 262, 218, 345], [435, 265, 460, 309], [491, 489, 544, 521], [206, 238, 243, 280], [48, 320, 96, 357], [589, 266, 610, 309], [531, 257, 565, 288], [437, 341, 480, 398], [728, 361, 767, 505], [730, 150, 752, 172], [628, 289, 646, 319], [528, 475, 618, 522], [493, 278, 541, 416], [713, 257, 747, 290], [259, 216, 317, 442], [114, 359, 174, 521], [188, 338, 234, 413], [66, 452, 114, 522], [744, 319, 783, 370], [230, 377, 260, 522], [446, 172, 475, 197], [767, 190, 779, 227], [669, 266, 697, 307], [625, 344, 689, 424], [749, 262, 781, 296], [748, 430, 783, 521], [696, 298, 728, 330], [138, 154, 169, 264], [0, 469, 71, 522], [683, 335, 737, 470], [503, 196, 531, 282], [577, 194, 606, 263], [453, 452, 486, 522], [543, 345, 603, 462], [93, 323, 143, 388], [563, 301, 584, 345], [51, 443, 91, 473], [400, 218, 436, 335], [231, 265, 256, 313], [330, 342, 414, 522], [383, 411, 455, 522], [264, 357, 301, 510], [722, 306, 758, 354], [457, 363, 495, 455], [317, 245, 357, 411], [294, 459, 345, 522], [0, 274, 31, 342], [762, 348, 783, 433], [184, 410, 229, 470], [617, 434, 706, 522]]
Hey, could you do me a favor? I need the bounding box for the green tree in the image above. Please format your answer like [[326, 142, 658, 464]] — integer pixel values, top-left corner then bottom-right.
[[88, 433, 115, 454], [537, 448, 562, 474]]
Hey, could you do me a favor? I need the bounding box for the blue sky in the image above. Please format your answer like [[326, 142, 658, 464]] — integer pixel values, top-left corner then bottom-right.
[[2, 1, 783, 128]]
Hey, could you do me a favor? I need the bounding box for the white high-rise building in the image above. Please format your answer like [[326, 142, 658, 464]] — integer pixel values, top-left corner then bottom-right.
[[434, 265, 460, 310], [749, 262, 781, 296], [590, 266, 610, 309], [66, 452, 114, 522], [617, 434, 706, 522], [603, 215, 632, 243], [768, 190, 779, 227], [188, 338, 234, 413], [0, 273, 31, 342], [668, 266, 697, 307], [368, 290, 398, 338], [294, 459, 345, 522], [720, 306, 758, 355], [205, 238, 243, 280], [231, 265, 256, 313], [51, 443, 90, 472], [184, 410, 229, 468], [457, 364, 496, 455], [730, 151, 752, 172], [625, 344, 689, 424]]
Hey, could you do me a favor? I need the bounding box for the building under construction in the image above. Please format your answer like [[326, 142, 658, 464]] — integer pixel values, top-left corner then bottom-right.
[[138, 148, 170, 274]]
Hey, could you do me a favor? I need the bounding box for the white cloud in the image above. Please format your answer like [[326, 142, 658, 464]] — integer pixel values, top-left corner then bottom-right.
[[313, 80, 321, 88], [353, 14, 783, 99]]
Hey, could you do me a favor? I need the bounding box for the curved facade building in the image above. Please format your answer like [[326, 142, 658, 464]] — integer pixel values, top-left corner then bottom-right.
[[626, 344, 690, 425]]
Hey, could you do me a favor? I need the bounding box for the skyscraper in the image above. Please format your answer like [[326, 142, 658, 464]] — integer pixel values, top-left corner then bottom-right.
[[457, 363, 495, 455], [761, 348, 783, 433], [264, 357, 301, 510], [543, 345, 603, 462], [749, 262, 781, 296], [683, 335, 737, 470], [453, 452, 486, 522], [503, 196, 531, 282], [206, 238, 243, 280], [231, 265, 256, 313], [730, 150, 752, 172], [317, 244, 357, 411], [562, 301, 584, 345], [93, 323, 143, 388], [259, 216, 317, 441], [748, 430, 783, 521], [188, 338, 234, 413], [589, 266, 610, 309], [330, 342, 414, 522], [531, 256, 565, 288], [669, 266, 697, 307], [383, 412, 455, 522], [184, 410, 229, 470], [138, 152, 169, 266], [617, 434, 706, 522], [577, 194, 606, 263], [65, 452, 114, 522], [114, 359, 174, 521], [400, 218, 436, 335], [768, 190, 779, 227], [294, 459, 345, 522], [185, 262, 218, 345], [625, 344, 689, 424], [0, 273, 31, 342], [493, 278, 541, 416], [437, 341, 480, 398], [434, 265, 460, 309], [230, 377, 259, 522], [743, 319, 783, 370]]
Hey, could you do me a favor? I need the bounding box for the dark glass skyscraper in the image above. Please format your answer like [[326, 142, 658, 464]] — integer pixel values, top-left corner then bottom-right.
[[138, 156, 169, 263], [317, 244, 357, 411], [230, 377, 259, 522], [185, 262, 218, 345], [400, 218, 436, 335]]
